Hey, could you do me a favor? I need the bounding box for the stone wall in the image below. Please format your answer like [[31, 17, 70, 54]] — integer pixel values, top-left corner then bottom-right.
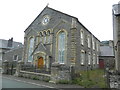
[[50, 63, 75, 83]]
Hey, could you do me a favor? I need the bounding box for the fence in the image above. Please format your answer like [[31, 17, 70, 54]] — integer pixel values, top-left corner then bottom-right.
[[20, 64, 51, 74]]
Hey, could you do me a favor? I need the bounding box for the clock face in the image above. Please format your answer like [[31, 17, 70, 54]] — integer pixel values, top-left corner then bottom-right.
[[42, 15, 50, 25]]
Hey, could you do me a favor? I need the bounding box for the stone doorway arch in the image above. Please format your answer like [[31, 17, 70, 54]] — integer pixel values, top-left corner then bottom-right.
[[34, 51, 46, 68], [37, 57, 44, 68]]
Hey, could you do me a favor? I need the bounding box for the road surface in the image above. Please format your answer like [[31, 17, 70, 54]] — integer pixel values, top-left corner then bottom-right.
[[2, 75, 56, 89]]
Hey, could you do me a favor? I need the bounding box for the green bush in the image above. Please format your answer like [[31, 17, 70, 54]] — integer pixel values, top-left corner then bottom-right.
[[32, 76, 39, 80], [58, 80, 71, 84], [43, 78, 50, 82]]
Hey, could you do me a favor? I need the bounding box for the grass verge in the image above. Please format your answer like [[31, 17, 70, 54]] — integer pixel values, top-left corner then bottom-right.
[[72, 69, 107, 88]]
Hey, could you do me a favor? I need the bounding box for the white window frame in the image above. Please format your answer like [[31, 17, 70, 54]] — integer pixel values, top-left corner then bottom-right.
[[96, 42, 99, 51], [97, 55, 99, 64], [80, 30, 84, 45], [93, 54, 96, 65], [57, 31, 66, 64], [88, 52, 91, 65], [87, 35, 91, 48], [13, 55, 18, 61], [81, 50, 85, 65], [92, 36, 95, 50], [28, 37, 34, 62]]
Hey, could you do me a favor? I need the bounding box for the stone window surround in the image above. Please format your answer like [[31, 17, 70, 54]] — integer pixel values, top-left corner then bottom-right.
[[81, 50, 85, 65], [96, 41, 99, 52], [55, 29, 67, 65], [27, 36, 34, 63], [87, 35, 91, 48], [36, 29, 52, 44], [13, 55, 18, 61], [93, 54, 96, 65], [88, 52, 91, 65], [80, 29, 84, 45], [92, 36, 95, 50], [42, 15, 50, 25], [97, 55, 99, 64]]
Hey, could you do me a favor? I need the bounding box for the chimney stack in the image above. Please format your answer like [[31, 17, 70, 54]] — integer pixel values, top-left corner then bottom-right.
[[7, 37, 13, 47]]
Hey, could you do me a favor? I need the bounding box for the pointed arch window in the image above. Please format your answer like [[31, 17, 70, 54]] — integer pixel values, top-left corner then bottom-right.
[[57, 31, 67, 64], [39, 32, 43, 43], [28, 37, 34, 62]]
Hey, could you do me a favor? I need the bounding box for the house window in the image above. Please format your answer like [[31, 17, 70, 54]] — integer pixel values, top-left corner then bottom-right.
[[93, 54, 96, 65], [88, 52, 91, 65], [96, 42, 99, 51], [47, 30, 50, 35], [92, 37, 95, 50], [97, 55, 99, 64], [81, 50, 85, 65], [57, 31, 66, 64], [81, 30, 84, 45], [40, 32, 43, 37], [28, 37, 34, 62], [39, 32, 43, 43], [13, 55, 18, 61], [46, 30, 51, 44], [87, 35, 91, 48]]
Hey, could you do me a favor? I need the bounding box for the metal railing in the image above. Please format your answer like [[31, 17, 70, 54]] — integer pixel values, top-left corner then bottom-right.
[[20, 64, 51, 74]]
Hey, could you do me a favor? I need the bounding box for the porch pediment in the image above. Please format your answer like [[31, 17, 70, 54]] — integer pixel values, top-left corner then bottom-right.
[[31, 42, 51, 56]]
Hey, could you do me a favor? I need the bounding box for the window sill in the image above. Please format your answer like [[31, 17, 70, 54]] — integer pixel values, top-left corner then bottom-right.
[[81, 64, 84, 66]]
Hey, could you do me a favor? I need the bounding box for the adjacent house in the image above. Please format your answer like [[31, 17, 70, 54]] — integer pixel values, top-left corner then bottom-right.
[[0, 38, 23, 67], [99, 40, 115, 69], [3, 46, 23, 62]]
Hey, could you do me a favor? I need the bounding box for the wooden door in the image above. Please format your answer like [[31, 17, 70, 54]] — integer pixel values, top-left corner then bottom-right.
[[38, 57, 44, 68], [99, 59, 104, 69]]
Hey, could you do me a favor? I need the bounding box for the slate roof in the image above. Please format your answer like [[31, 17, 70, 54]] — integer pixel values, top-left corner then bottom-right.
[[0, 39, 23, 49], [100, 41, 114, 56], [24, 6, 100, 42]]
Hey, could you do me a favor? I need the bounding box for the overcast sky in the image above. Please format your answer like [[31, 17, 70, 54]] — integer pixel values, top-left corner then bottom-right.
[[0, 0, 119, 43]]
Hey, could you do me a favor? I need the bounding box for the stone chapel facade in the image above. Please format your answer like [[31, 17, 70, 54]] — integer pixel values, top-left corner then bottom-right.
[[23, 6, 100, 74]]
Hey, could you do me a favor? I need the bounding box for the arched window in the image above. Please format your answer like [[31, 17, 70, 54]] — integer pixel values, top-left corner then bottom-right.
[[47, 30, 51, 43], [81, 30, 84, 45], [87, 35, 91, 48], [43, 31, 46, 44], [57, 31, 67, 64], [39, 32, 43, 43], [28, 37, 34, 62]]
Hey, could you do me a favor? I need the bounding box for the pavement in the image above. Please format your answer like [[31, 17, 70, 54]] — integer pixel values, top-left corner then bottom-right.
[[2, 74, 83, 89]]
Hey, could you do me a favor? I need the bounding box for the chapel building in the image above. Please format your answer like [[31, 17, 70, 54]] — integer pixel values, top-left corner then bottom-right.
[[23, 6, 100, 73]]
